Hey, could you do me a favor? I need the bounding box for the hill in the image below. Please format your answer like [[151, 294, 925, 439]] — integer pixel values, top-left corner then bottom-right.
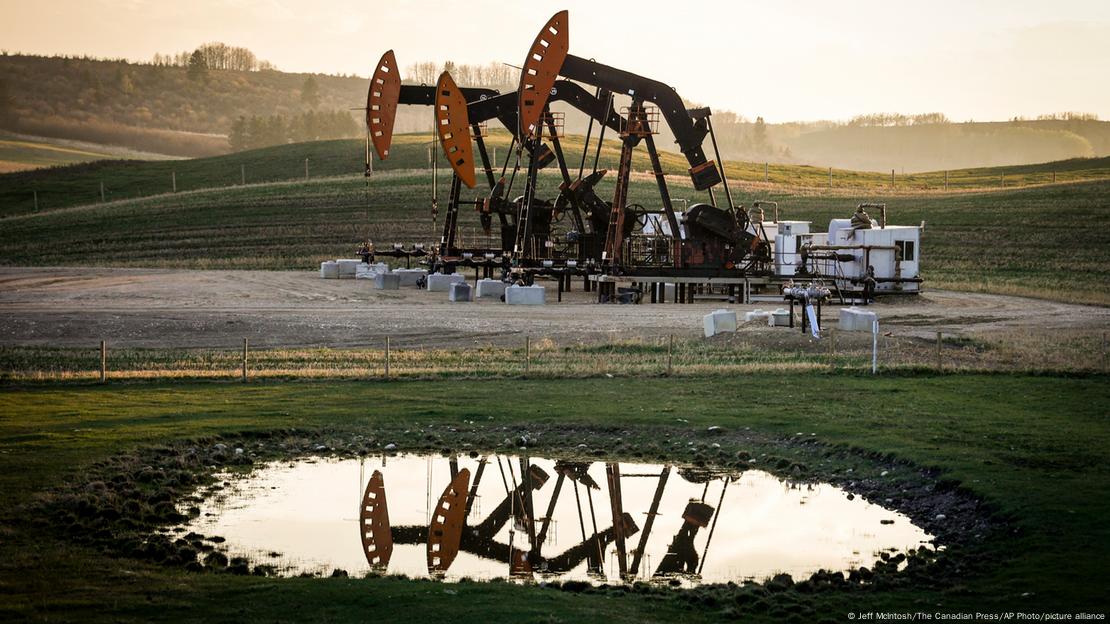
[[4, 53, 1110, 170], [0, 53, 366, 157], [775, 118, 1110, 172], [1, 137, 1107, 305], [3, 132, 1110, 218], [0, 130, 180, 173]]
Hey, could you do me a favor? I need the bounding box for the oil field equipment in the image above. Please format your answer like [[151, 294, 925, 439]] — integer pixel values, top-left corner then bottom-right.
[[360, 10, 922, 303]]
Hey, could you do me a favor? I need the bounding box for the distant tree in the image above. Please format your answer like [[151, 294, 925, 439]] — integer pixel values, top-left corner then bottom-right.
[[187, 50, 207, 81], [229, 116, 249, 151], [752, 116, 768, 151], [300, 75, 320, 108], [116, 69, 135, 95], [228, 110, 359, 151], [1037, 111, 1099, 121]]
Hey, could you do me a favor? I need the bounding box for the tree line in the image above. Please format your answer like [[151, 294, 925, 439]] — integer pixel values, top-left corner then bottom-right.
[[228, 110, 358, 151], [151, 43, 275, 72], [404, 61, 519, 92]]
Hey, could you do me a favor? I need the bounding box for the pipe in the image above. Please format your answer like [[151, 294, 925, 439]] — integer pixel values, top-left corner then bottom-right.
[[809, 244, 898, 251], [849, 276, 924, 284]]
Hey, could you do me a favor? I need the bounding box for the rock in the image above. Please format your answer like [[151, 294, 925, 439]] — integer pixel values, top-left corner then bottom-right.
[[935, 514, 947, 521], [383, 443, 397, 452], [212, 443, 227, 453], [234, 448, 244, 455], [880, 519, 895, 525], [846, 493, 855, 501], [313, 444, 328, 452], [577, 443, 588, 449], [516, 436, 529, 447], [880, 470, 889, 477], [707, 426, 724, 435]]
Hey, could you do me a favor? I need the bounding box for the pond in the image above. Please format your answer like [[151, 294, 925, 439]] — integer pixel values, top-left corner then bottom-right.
[[179, 454, 933, 586]]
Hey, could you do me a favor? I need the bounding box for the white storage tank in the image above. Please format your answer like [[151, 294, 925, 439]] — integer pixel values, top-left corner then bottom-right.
[[828, 221, 922, 293]]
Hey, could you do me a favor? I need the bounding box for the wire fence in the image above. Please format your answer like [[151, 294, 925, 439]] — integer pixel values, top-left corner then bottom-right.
[[1, 328, 1105, 383]]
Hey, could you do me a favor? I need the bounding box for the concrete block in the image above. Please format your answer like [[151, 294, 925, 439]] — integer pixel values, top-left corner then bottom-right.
[[839, 307, 878, 332], [744, 309, 772, 323], [771, 308, 792, 327], [394, 268, 427, 287], [320, 261, 339, 279], [427, 273, 465, 292], [336, 259, 363, 279], [356, 262, 389, 280], [505, 284, 545, 305], [449, 282, 472, 302], [703, 309, 738, 337], [476, 279, 507, 299], [374, 273, 400, 290]]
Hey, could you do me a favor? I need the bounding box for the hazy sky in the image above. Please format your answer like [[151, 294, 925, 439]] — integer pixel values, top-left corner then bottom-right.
[[2, 0, 1108, 123]]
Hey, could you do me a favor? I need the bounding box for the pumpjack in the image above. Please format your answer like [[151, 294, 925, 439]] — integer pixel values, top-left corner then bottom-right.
[[364, 10, 772, 293]]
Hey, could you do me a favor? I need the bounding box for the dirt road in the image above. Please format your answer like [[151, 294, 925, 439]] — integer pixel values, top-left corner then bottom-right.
[[1, 267, 1106, 349]]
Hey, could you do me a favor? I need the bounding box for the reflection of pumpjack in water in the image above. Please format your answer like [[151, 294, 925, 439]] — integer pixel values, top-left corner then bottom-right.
[[654, 501, 714, 576], [651, 473, 731, 581], [359, 459, 639, 578]]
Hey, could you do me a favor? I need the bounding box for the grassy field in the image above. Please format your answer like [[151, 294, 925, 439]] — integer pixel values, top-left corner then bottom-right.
[[2, 160, 1108, 304], [0, 131, 179, 173], [0, 373, 1107, 621], [1, 326, 1106, 383], [2, 131, 1110, 217]]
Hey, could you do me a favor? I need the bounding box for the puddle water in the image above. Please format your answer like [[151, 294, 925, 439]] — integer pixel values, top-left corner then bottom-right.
[[179, 454, 933, 586]]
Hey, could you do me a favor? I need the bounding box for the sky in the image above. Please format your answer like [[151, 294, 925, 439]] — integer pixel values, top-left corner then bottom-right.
[[2, 0, 1109, 123]]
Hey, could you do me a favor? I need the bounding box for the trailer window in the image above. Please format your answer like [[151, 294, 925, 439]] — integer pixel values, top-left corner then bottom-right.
[[895, 240, 916, 262]]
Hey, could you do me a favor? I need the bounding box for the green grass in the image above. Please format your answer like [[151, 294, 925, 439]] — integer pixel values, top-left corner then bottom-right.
[[3, 131, 1110, 217], [2, 158, 1108, 303], [0, 131, 183, 173], [2, 327, 1106, 383], [0, 373, 1108, 621]]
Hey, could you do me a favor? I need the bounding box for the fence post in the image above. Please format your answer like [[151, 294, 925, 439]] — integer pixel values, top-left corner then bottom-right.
[[525, 335, 531, 376], [1052, 171, 1056, 184], [944, 170, 948, 191], [764, 162, 768, 183], [99, 340, 107, 383], [828, 166, 832, 187], [172, 171, 177, 193], [304, 158, 309, 181], [871, 320, 879, 375], [241, 337, 248, 382], [100, 181, 106, 203], [33, 190, 38, 211], [890, 169, 895, 189], [241, 164, 246, 185], [667, 334, 674, 376], [935, 331, 942, 371], [385, 336, 391, 380]]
